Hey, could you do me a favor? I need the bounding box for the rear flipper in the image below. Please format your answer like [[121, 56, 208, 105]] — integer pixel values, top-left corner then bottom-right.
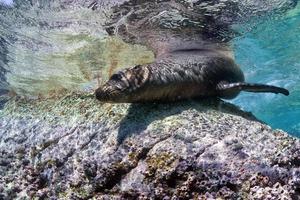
[[217, 82, 289, 99]]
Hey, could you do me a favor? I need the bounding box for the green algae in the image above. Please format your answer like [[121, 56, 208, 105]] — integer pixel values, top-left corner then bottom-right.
[[145, 152, 177, 178], [149, 114, 184, 135]]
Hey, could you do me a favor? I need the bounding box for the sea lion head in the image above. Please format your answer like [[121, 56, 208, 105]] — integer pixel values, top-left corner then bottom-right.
[[95, 72, 129, 102], [95, 65, 150, 103]]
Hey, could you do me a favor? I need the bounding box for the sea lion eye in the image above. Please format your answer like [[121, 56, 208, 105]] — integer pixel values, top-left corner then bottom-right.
[[110, 73, 122, 81], [133, 65, 141, 70]]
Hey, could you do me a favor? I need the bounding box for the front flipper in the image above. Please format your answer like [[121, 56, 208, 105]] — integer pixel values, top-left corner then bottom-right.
[[217, 82, 289, 99]]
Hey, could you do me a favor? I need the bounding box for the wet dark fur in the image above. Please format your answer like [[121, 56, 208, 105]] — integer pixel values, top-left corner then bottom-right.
[[96, 50, 244, 102]]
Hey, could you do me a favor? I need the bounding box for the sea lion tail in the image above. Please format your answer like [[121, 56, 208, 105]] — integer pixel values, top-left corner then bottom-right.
[[217, 82, 289, 98]]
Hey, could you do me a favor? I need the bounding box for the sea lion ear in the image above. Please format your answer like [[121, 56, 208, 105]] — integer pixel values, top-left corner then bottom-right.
[[216, 82, 290, 99]]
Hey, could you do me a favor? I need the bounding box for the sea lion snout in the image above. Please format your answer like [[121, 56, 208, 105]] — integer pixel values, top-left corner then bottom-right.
[[95, 69, 137, 102], [95, 86, 112, 102], [95, 79, 126, 102]]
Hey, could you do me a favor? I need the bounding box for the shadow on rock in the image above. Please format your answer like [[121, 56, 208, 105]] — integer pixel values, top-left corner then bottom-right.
[[117, 98, 261, 144], [0, 36, 9, 110]]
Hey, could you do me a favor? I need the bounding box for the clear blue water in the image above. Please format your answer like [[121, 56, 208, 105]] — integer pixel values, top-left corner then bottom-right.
[[231, 9, 300, 136]]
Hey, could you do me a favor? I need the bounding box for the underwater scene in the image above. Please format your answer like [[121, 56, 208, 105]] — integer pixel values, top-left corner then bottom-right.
[[0, 0, 299, 135], [0, 0, 300, 199]]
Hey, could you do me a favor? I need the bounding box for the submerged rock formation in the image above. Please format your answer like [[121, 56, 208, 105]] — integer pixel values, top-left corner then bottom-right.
[[0, 94, 300, 199], [0, 37, 9, 109]]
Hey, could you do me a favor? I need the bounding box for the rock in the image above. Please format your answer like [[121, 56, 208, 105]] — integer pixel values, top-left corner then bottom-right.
[[0, 36, 9, 110], [0, 1, 299, 199], [0, 93, 300, 199]]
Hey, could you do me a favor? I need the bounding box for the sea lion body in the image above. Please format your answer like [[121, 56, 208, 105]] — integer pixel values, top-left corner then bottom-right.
[[96, 48, 289, 103], [96, 50, 244, 102]]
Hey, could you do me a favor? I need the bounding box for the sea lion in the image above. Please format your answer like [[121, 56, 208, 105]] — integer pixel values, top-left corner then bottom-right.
[[95, 49, 289, 103], [95, 0, 293, 103]]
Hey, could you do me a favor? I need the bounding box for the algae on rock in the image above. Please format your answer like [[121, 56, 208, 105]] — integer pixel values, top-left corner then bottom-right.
[[1, 94, 300, 199]]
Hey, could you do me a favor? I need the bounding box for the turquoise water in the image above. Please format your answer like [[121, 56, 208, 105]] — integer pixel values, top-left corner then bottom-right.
[[232, 9, 300, 136]]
